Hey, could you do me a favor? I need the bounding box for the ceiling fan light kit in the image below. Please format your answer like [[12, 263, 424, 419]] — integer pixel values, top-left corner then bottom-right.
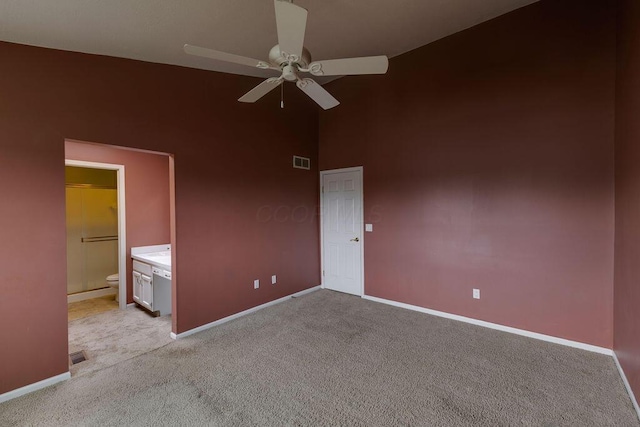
[[184, 0, 389, 110]]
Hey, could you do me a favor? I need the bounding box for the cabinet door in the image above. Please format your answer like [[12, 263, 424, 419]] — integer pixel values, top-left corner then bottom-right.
[[133, 271, 142, 303], [141, 274, 153, 310]]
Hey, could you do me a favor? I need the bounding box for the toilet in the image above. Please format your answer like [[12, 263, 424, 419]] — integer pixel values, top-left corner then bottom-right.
[[106, 273, 119, 302]]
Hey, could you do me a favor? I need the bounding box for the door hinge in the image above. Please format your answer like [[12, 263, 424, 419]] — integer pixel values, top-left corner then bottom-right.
[[321, 186, 324, 193], [322, 270, 325, 276]]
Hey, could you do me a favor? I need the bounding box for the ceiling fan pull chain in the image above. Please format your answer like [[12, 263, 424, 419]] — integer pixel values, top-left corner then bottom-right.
[[281, 82, 284, 109]]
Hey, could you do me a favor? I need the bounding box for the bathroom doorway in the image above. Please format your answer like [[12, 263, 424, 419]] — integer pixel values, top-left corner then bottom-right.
[[64, 140, 175, 377], [65, 160, 127, 310]]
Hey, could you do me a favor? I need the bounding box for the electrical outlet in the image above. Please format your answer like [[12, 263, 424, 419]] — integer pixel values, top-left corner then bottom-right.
[[272, 275, 277, 285], [473, 289, 480, 299], [254, 279, 260, 289]]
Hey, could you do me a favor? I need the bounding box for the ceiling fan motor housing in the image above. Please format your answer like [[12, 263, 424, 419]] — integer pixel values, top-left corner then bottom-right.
[[269, 44, 311, 68], [282, 64, 297, 81]]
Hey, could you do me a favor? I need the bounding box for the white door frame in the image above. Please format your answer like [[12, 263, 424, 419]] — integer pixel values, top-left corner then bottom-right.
[[319, 166, 365, 297], [65, 159, 127, 309]]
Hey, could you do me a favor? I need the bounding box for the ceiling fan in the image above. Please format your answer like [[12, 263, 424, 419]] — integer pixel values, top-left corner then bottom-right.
[[184, 0, 389, 110]]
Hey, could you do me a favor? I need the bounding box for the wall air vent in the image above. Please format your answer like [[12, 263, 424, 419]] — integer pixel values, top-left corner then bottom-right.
[[293, 155, 311, 170]]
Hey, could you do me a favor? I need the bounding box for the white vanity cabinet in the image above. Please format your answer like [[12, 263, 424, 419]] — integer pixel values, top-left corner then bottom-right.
[[141, 274, 153, 309], [133, 260, 154, 311], [133, 271, 142, 303], [132, 257, 171, 316]]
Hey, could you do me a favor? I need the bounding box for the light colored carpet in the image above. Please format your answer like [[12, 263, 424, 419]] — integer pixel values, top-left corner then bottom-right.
[[68, 295, 118, 321], [68, 305, 173, 377], [2, 290, 638, 426]]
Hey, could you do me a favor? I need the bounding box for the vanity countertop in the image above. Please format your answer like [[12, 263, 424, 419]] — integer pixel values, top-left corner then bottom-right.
[[132, 244, 171, 271]]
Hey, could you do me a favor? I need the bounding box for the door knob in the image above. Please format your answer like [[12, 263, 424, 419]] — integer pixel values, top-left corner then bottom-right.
[[350, 237, 360, 242]]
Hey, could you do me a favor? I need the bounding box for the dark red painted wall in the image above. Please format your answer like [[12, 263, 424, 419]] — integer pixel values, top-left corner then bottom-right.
[[0, 0, 627, 399], [614, 0, 640, 405], [65, 140, 171, 304], [319, 0, 616, 347], [0, 42, 319, 394]]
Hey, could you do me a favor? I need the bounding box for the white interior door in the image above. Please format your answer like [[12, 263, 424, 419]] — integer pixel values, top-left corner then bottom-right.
[[322, 168, 363, 296]]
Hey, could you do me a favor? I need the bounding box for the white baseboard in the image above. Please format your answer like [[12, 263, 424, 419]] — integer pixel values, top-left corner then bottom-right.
[[170, 286, 320, 340], [67, 288, 116, 303], [0, 372, 70, 404], [613, 351, 640, 420], [362, 295, 613, 356]]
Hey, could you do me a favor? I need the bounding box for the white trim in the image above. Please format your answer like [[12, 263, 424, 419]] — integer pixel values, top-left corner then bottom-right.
[[614, 351, 640, 420], [65, 159, 127, 310], [319, 166, 365, 297], [0, 372, 70, 403], [170, 286, 320, 339], [67, 287, 116, 303], [362, 295, 613, 355]]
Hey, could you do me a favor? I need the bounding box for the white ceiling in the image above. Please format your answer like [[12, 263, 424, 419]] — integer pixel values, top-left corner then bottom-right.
[[0, 0, 538, 79]]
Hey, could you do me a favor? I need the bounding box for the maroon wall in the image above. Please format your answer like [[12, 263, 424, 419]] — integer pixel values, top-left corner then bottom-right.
[[614, 0, 640, 404], [65, 140, 171, 303], [0, 42, 319, 394], [319, 0, 616, 347]]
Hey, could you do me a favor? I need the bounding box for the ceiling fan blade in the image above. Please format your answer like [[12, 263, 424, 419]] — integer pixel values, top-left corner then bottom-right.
[[274, 0, 308, 60], [184, 44, 268, 69], [238, 79, 283, 103], [296, 79, 340, 110], [308, 56, 389, 76]]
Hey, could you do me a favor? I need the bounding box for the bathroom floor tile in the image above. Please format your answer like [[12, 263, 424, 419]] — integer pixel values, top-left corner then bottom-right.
[[68, 295, 119, 321]]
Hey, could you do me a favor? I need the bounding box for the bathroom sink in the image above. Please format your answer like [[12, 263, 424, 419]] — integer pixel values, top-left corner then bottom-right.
[[146, 255, 171, 265], [131, 245, 172, 270], [144, 251, 171, 259], [134, 252, 171, 269]]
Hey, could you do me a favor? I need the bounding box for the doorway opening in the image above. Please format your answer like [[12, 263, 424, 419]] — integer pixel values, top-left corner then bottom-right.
[[65, 161, 126, 310], [64, 139, 176, 377]]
